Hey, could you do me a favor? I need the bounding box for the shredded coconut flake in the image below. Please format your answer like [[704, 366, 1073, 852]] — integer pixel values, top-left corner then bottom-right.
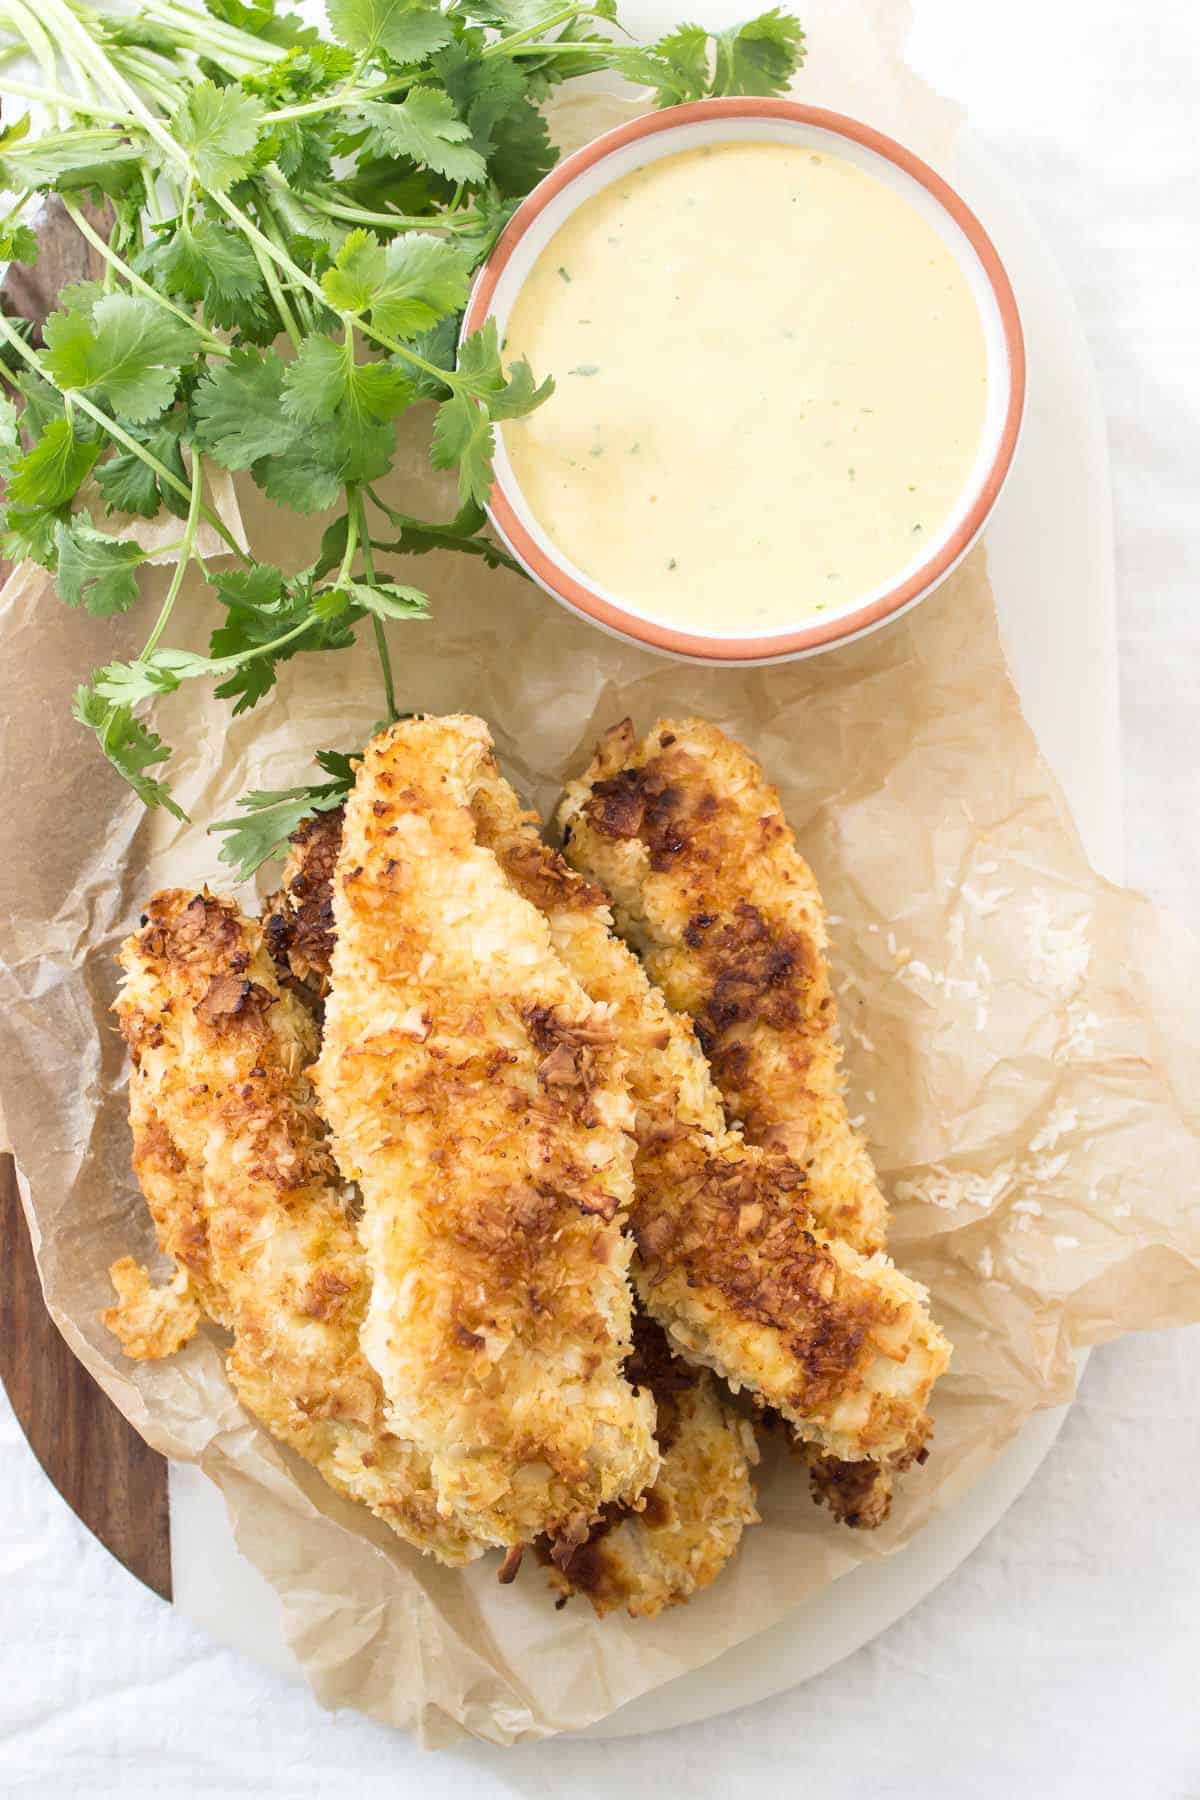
[[978, 1246, 995, 1280], [1029, 1102, 1080, 1154], [961, 882, 1014, 917], [1058, 1002, 1101, 1061], [894, 1162, 1015, 1213], [1030, 1150, 1071, 1185], [1052, 1233, 1081, 1252], [1026, 896, 1092, 995]]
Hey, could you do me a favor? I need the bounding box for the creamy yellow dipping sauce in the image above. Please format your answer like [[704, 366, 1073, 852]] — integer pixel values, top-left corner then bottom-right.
[[501, 141, 989, 632]]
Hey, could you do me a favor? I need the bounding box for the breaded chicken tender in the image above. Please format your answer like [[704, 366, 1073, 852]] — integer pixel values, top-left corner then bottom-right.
[[270, 788, 758, 1615], [313, 717, 658, 1549], [264, 807, 341, 1004], [491, 760, 949, 1469], [469, 771, 762, 1610], [111, 890, 480, 1565], [559, 719, 905, 1526], [103, 1255, 200, 1362], [540, 1318, 760, 1618], [558, 718, 888, 1255]]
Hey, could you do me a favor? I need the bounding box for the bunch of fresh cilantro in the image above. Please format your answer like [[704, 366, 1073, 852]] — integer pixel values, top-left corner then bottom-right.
[[0, 0, 805, 873]]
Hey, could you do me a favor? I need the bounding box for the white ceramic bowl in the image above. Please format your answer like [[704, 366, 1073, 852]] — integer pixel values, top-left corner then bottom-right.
[[464, 98, 1025, 665]]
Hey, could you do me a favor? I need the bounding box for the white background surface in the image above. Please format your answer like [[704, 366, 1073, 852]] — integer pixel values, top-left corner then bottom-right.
[[3, 1, 1198, 1793]]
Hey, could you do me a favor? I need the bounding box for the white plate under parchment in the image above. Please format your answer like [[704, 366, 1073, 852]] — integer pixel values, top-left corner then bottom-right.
[[170, 124, 1120, 1739]]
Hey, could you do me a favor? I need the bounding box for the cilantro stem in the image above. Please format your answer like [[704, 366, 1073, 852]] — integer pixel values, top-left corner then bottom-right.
[[352, 488, 397, 722], [59, 197, 230, 353], [141, 445, 204, 659], [248, 218, 303, 351], [257, 200, 316, 336], [0, 76, 133, 120], [33, 0, 186, 163], [335, 496, 359, 588], [111, 49, 185, 112], [260, 76, 414, 124], [493, 39, 615, 55], [121, 0, 283, 65], [482, 3, 597, 57], [371, 616, 397, 721], [0, 191, 31, 229], [295, 188, 482, 234], [206, 612, 326, 674]]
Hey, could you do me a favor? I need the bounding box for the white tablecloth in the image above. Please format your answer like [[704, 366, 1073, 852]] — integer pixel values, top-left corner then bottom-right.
[[4, 2, 1199, 1792]]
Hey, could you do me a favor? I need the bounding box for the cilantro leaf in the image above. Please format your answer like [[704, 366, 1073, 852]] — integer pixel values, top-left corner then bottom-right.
[[254, 438, 347, 511], [0, 123, 143, 196], [72, 686, 184, 817], [205, 561, 359, 713], [42, 293, 196, 422], [485, 95, 555, 197], [208, 562, 289, 612], [281, 332, 413, 424], [210, 773, 348, 876], [354, 91, 487, 185], [615, 27, 708, 104], [712, 9, 805, 96], [193, 348, 294, 466], [361, 495, 522, 572], [9, 366, 64, 435], [490, 355, 553, 420], [199, 345, 389, 508], [0, 401, 65, 567], [339, 578, 430, 619], [96, 420, 190, 520], [207, 0, 320, 50], [0, 115, 31, 150], [169, 80, 266, 190], [400, 315, 459, 399], [3, 505, 61, 568], [8, 417, 100, 509], [0, 396, 19, 476], [327, 0, 452, 61], [143, 218, 264, 314], [194, 221, 272, 306], [0, 221, 38, 265], [436, 43, 526, 155], [321, 229, 471, 337], [55, 515, 148, 616], [90, 647, 216, 704], [430, 391, 493, 506]]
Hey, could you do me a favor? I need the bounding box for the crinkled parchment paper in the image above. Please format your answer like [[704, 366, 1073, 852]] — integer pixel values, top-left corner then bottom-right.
[[3, 0, 1200, 1750]]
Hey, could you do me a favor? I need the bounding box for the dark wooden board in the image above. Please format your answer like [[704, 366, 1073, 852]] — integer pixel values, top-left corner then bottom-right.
[[0, 1155, 172, 1600]]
